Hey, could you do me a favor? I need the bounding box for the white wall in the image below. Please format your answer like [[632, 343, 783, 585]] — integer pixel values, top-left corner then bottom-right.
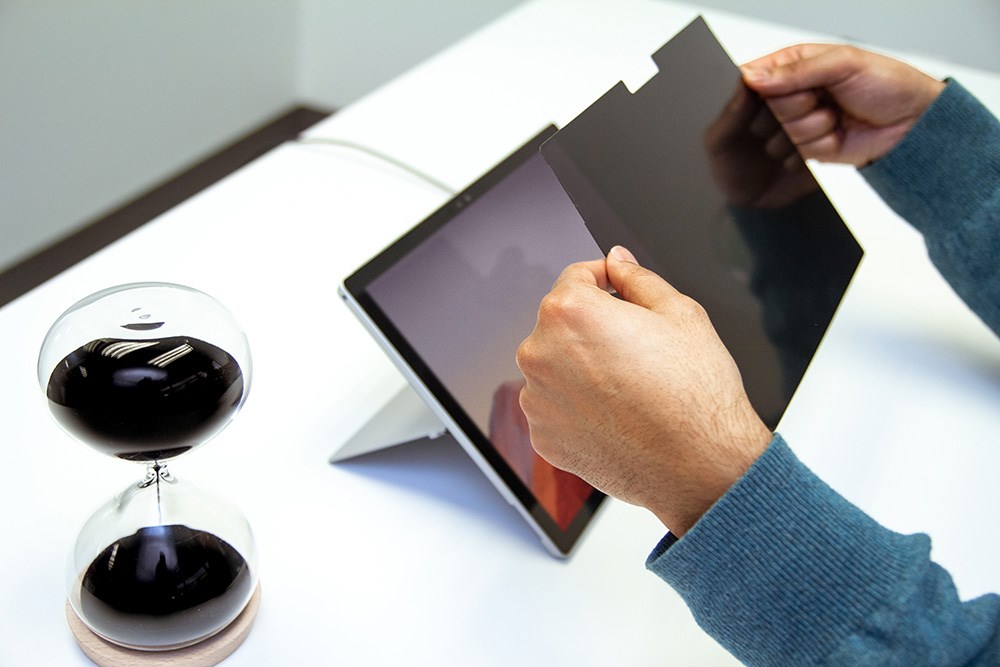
[[0, 0, 299, 273], [292, 0, 1000, 111], [295, 0, 524, 109], [687, 0, 1000, 74], [0, 0, 525, 274], [3, 0, 997, 275]]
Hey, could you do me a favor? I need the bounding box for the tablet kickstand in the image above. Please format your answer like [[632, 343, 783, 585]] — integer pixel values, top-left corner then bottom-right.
[[330, 384, 448, 462]]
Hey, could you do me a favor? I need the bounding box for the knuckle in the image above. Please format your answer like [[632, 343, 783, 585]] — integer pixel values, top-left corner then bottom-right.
[[537, 288, 584, 323], [516, 382, 533, 413], [676, 293, 709, 321], [515, 338, 536, 373], [841, 45, 863, 62]]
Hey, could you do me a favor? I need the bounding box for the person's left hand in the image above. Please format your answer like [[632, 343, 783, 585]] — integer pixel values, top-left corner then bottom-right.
[[516, 246, 772, 535], [704, 83, 818, 209]]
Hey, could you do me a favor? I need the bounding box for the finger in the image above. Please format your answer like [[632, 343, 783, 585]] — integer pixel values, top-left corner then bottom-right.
[[783, 151, 806, 173], [742, 44, 856, 96], [743, 43, 834, 72], [763, 130, 796, 161], [764, 89, 822, 123], [748, 104, 781, 139], [779, 107, 840, 147], [794, 131, 844, 162], [605, 246, 683, 313], [551, 257, 611, 292]]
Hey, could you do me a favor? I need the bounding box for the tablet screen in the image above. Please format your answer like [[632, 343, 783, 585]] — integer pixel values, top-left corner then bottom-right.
[[342, 128, 606, 556]]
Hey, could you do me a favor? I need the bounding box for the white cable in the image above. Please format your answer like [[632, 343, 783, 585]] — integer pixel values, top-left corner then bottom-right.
[[295, 136, 457, 196]]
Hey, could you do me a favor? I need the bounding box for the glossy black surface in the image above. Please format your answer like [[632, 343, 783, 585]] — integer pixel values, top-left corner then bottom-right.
[[541, 17, 863, 427], [78, 524, 253, 648], [46, 336, 244, 461]]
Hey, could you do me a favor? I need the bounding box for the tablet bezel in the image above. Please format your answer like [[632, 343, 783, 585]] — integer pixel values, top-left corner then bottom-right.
[[339, 126, 606, 558]]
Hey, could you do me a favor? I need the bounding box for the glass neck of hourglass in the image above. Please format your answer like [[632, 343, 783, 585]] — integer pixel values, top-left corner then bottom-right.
[[139, 462, 176, 525], [140, 461, 174, 488]]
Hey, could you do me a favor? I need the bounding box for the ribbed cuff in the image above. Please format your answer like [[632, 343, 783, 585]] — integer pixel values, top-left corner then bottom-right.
[[646, 434, 928, 665], [861, 79, 1000, 238]]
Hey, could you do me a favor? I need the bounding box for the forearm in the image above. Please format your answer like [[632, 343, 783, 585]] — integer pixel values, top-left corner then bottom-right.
[[862, 80, 1000, 336], [647, 435, 1000, 665]]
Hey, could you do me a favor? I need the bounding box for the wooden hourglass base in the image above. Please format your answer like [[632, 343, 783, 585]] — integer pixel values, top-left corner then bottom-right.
[[67, 583, 261, 667]]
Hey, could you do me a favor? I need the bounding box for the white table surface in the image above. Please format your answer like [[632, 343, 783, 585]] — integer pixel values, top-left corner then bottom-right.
[[2, 1, 999, 665]]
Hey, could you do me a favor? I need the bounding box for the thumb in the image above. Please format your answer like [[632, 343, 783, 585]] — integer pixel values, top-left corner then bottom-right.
[[606, 246, 682, 312], [741, 45, 848, 97]]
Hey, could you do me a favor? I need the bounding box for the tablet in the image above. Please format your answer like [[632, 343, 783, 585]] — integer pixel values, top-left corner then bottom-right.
[[338, 17, 862, 558], [339, 127, 607, 557]]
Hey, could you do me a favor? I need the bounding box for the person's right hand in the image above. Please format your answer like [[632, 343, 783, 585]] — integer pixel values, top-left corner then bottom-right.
[[516, 247, 772, 536], [741, 44, 946, 166]]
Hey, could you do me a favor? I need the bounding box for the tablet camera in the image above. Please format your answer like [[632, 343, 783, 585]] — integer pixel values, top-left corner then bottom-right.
[[38, 282, 259, 653]]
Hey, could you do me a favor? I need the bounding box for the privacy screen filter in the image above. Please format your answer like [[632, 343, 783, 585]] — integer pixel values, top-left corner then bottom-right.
[[540, 17, 863, 428]]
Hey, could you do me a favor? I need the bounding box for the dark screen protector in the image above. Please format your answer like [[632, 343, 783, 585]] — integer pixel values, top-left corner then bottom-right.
[[541, 17, 863, 428]]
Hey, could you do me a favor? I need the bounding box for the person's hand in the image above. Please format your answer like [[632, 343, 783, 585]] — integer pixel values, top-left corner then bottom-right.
[[516, 246, 772, 535], [704, 83, 819, 209], [741, 44, 946, 166]]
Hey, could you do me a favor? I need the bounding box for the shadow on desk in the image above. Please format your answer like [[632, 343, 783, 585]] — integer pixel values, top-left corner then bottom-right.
[[333, 434, 542, 552]]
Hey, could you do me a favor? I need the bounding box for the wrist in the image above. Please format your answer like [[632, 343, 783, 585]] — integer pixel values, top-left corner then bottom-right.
[[650, 418, 772, 536]]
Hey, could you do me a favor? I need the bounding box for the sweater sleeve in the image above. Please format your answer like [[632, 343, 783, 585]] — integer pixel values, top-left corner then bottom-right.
[[646, 435, 1000, 665], [861, 80, 1000, 335]]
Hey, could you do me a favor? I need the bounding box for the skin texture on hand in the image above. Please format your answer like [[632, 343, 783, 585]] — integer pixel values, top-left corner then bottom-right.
[[741, 44, 947, 166], [516, 246, 772, 535]]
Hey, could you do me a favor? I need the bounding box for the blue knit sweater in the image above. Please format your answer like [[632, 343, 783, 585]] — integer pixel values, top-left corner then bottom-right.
[[647, 81, 1000, 665]]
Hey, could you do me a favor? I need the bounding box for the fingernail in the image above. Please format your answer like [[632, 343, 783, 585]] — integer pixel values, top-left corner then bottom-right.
[[741, 65, 769, 84], [609, 245, 638, 263]]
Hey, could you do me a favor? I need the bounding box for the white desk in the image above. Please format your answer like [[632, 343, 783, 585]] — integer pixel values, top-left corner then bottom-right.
[[2, 1, 999, 664]]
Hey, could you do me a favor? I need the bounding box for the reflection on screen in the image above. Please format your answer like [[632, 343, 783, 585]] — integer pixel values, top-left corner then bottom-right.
[[368, 152, 601, 528], [541, 17, 863, 428]]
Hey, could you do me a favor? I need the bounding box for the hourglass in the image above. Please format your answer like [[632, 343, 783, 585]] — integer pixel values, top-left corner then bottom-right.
[[38, 283, 260, 665]]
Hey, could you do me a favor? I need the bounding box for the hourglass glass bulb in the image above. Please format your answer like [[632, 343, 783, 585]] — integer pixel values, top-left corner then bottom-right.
[[37, 283, 259, 652], [68, 469, 258, 650]]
